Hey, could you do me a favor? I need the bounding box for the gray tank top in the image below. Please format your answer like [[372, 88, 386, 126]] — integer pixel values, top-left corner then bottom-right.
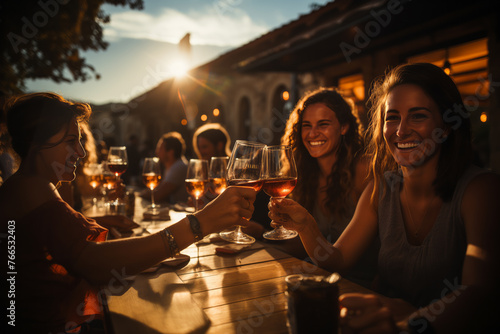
[[377, 165, 487, 307]]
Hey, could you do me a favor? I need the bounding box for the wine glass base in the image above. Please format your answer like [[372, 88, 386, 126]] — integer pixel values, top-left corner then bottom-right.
[[145, 204, 161, 215], [219, 229, 255, 245], [263, 228, 298, 241]]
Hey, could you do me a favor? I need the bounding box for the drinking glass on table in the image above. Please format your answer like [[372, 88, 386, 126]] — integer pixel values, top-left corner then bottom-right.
[[185, 159, 209, 212], [85, 163, 103, 209], [142, 157, 162, 215], [219, 140, 265, 244], [262, 145, 298, 240], [107, 146, 128, 204], [209, 156, 229, 196]]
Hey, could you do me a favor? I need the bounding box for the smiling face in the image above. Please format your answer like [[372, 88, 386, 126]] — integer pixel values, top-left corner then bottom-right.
[[301, 103, 348, 160], [38, 119, 86, 183], [383, 84, 446, 168]]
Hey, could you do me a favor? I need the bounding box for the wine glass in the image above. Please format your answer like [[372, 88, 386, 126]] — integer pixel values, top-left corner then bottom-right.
[[142, 157, 162, 215], [209, 156, 229, 196], [107, 146, 128, 205], [107, 146, 128, 180], [219, 140, 265, 244], [185, 159, 209, 212], [262, 145, 298, 240], [85, 163, 103, 210]]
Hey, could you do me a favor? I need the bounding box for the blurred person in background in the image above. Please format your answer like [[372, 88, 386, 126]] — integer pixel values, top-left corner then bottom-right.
[[140, 131, 189, 204], [192, 123, 232, 161]]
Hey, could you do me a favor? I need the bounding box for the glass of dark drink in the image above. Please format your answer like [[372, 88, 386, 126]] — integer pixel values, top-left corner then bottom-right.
[[219, 140, 265, 244], [262, 145, 298, 240], [143, 157, 162, 216], [185, 159, 209, 212], [285, 274, 340, 334]]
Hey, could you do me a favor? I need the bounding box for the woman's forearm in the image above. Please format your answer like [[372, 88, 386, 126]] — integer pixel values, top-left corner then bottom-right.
[[298, 222, 345, 272]]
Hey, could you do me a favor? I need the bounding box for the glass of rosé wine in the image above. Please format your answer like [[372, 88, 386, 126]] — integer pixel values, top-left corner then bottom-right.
[[219, 140, 265, 244], [209, 156, 229, 196], [262, 145, 298, 240], [185, 159, 209, 212], [142, 157, 162, 215]]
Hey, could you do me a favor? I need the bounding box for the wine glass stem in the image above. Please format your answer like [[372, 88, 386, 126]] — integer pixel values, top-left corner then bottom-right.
[[194, 196, 199, 212], [150, 188, 155, 208]]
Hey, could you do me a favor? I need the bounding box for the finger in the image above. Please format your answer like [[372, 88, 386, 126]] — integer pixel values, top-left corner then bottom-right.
[[339, 294, 382, 309], [346, 306, 392, 328], [231, 186, 257, 201]]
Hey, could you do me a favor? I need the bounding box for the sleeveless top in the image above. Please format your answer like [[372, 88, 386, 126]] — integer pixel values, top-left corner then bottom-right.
[[377, 165, 487, 307]]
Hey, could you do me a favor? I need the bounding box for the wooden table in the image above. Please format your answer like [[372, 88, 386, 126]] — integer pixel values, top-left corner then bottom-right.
[[103, 230, 373, 334]]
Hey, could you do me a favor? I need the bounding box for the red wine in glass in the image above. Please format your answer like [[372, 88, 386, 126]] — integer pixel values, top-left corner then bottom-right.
[[108, 163, 128, 176]]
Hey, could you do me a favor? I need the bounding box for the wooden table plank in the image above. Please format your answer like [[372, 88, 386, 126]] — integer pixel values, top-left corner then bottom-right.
[[183, 257, 330, 293], [105, 272, 210, 334], [180, 238, 265, 258], [203, 293, 288, 326], [191, 276, 288, 309], [205, 310, 289, 334], [175, 247, 291, 275]]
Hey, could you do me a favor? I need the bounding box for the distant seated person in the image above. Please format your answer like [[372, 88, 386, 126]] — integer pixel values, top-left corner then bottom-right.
[[192, 123, 231, 161], [140, 132, 189, 205]]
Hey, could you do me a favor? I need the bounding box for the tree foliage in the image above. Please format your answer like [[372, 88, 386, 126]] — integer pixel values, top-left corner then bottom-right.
[[0, 0, 143, 96]]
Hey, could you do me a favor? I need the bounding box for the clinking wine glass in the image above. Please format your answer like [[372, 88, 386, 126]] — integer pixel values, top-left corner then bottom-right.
[[209, 156, 229, 196], [107, 146, 128, 205], [142, 157, 162, 216], [219, 140, 265, 245], [262, 145, 298, 240], [185, 159, 209, 212]]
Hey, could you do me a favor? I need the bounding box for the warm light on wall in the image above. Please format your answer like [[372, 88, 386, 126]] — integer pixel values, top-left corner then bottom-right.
[[201, 114, 207, 121], [213, 108, 220, 117], [181, 119, 188, 126], [480, 112, 488, 123], [282, 90, 290, 101]]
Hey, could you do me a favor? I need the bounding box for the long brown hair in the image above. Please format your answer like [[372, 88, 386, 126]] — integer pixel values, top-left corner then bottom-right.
[[282, 87, 364, 218], [366, 63, 472, 202]]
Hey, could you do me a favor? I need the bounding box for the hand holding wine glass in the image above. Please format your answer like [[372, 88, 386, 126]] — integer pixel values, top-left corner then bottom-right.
[[185, 159, 209, 212], [143, 157, 162, 215], [262, 145, 298, 240], [219, 140, 265, 244]]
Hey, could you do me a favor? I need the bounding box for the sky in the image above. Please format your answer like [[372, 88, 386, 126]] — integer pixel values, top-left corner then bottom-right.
[[25, 0, 331, 105]]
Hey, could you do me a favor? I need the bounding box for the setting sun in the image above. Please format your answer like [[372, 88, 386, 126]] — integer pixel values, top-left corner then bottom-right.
[[169, 59, 189, 78]]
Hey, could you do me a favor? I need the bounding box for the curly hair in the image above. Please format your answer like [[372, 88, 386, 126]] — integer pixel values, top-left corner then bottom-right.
[[6, 92, 91, 159], [366, 63, 472, 202], [282, 87, 364, 218]]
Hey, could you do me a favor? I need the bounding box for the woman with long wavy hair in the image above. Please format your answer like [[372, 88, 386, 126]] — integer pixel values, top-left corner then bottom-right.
[[281, 87, 377, 287], [282, 87, 369, 241]]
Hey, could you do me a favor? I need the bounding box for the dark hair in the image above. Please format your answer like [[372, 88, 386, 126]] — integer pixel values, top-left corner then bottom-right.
[[367, 62, 472, 202], [192, 123, 231, 158], [6, 92, 91, 159], [282, 87, 364, 218], [160, 132, 186, 159]]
